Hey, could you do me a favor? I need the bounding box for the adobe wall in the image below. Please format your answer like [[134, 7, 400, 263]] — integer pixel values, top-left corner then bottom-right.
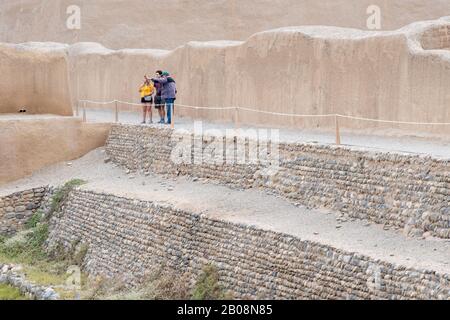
[[0, 117, 111, 184], [1, 0, 449, 50], [68, 18, 450, 134], [0, 43, 73, 116], [46, 189, 450, 299], [106, 125, 450, 239], [1, 18, 450, 134]]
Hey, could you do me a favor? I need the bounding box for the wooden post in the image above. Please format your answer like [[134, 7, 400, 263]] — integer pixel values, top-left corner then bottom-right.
[[115, 100, 119, 123], [75, 101, 79, 117], [82, 102, 87, 123], [335, 114, 341, 145], [234, 107, 239, 130], [171, 103, 175, 129]]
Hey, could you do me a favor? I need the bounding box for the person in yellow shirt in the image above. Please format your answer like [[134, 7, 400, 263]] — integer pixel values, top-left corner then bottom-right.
[[139, 76, 155, 124]]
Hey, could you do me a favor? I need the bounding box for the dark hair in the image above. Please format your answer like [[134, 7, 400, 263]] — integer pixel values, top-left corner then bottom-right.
[[156, 70, 163, 75]]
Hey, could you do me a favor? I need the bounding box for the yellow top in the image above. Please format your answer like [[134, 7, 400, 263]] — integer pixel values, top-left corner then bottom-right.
[[139, 83, 154, 98]]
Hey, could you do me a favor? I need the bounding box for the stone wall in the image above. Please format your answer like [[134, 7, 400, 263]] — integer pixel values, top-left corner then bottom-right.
[[0, 187, 49, 236], [47, 189, 450, 300], [421, 25, 450, 50], [0, 264, 59, 300], [106, 125, 450, 239]]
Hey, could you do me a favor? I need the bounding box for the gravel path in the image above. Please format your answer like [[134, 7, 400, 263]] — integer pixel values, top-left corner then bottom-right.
[[1, 148, 449, 274]]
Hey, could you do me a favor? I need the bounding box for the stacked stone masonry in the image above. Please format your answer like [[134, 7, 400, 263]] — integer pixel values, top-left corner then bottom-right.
[[47, 189, 450, 300], [105, 125, 450, 239], [0, 187, 49, 236], [0, 264, 59, 300], [421, 25, 450, 50]]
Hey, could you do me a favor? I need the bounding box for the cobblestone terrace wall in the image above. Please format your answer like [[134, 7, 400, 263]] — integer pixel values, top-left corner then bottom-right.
[[47, 189, 450, 300], [106, 125, 450, 239], [0, 187, 49, 236]]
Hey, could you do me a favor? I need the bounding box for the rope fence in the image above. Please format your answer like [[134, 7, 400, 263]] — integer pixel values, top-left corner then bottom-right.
[[77, 99, 450, 145]]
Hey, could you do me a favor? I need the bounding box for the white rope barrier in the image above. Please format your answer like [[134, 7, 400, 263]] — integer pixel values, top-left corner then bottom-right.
[[175, 103, 236, 111], [77, 99, 450, 125], [79, 99, 116, 105], [336, 114, 450, 126], [116, 100, 144, 107], [238, 106, 336, 118]]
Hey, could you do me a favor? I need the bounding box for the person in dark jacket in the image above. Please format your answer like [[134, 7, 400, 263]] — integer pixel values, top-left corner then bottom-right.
[[153, 70, 165, 124], [152, 71, 177, 125]]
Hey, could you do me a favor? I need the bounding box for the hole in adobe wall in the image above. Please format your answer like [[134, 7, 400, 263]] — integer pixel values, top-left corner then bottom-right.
[[420, 25, 450, 51]]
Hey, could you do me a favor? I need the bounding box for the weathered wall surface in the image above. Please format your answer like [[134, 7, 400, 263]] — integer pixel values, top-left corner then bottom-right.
[[2, 18, 450, 133], [1, 0, 449, 50], [46, 189, 450, 299], [0, 117, 111, 184], [1, 19, 449, 134], [68, 18, 450, 134], [0, 187, 49, 236], [106, 125, 450, 239], [0, 43, 73, 116]]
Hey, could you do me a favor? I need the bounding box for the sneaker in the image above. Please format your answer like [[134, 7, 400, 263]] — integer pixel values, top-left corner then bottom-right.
[[158, 119, 164, 124], [148, 120, 153, 124]]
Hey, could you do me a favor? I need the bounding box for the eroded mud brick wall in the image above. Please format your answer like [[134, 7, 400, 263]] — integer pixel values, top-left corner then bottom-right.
[[0, 44, 73, 115], [66, 18, 450, 134], [2, 0, 449, 49]]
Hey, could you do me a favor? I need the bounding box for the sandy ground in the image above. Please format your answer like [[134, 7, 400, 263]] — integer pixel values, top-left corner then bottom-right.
[[82, 109, 450, 159], [1, 148, 449, 274]]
